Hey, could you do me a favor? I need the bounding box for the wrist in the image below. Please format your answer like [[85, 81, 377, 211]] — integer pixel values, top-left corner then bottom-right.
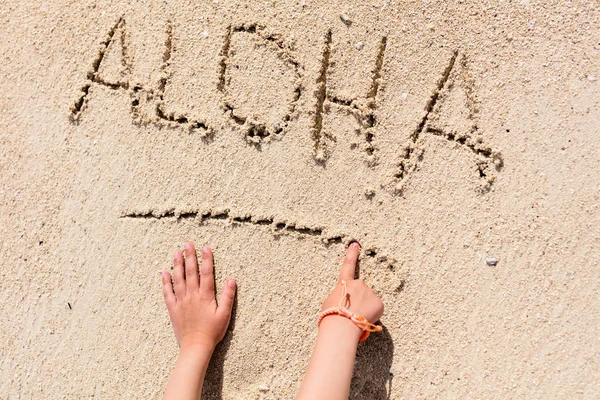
[[318, 314, 363, 342], [179, 342, 215, 357]]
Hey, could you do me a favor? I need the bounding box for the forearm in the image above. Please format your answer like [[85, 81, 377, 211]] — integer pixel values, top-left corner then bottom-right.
[[163, 345, 214, 400], [297, 316, 362, 400]]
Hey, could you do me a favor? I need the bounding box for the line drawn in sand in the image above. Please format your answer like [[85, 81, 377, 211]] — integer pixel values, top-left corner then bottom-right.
[[120, 207, 406, 295]]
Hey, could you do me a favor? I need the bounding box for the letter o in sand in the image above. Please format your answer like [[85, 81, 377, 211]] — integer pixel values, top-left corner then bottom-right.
[[223, 27, 301, 144]]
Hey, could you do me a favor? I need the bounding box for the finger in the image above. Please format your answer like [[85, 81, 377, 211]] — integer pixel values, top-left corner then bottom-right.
[[173, 250, 186, 298], [161, 271, 176, 309], [339, 241, 360, 282], [217, 279, 237, 321], [199, 246, 215, 296], [184, 242, 199, 291]]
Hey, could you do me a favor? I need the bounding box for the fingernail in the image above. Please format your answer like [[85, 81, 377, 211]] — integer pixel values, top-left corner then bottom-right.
[[203, 245, 210, 254], [350, 241, 360, 248], [161, 271, 168, 279], [184, 242, 192, 251], [173, 250, 180, 259], [227, 279, 236, 288]]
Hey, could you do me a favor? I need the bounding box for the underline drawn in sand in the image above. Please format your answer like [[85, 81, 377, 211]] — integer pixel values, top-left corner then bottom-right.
[[120, 207, 405, 294], [70, 17, 503, 192]]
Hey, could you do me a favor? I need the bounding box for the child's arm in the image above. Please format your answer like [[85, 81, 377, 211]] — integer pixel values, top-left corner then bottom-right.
[[296, 242, 384, 400], [161, 243, 237, 400]]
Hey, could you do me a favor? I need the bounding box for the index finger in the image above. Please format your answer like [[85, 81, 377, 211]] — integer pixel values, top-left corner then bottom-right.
[[339, 241, 360, 282]]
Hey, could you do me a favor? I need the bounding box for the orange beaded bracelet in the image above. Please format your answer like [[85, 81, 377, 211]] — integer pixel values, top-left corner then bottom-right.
[[317, 280, 383, 342]]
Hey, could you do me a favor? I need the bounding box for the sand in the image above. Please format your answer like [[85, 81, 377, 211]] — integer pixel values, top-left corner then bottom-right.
[[0, 0, 599, 398]]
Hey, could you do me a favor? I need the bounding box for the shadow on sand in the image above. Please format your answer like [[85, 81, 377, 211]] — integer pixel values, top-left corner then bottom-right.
[[202, 313, 393, 400], [350, 325, 394, 399]]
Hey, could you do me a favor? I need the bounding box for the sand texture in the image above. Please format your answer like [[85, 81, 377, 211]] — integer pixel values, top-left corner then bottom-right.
[[1, 0, 599, 398]]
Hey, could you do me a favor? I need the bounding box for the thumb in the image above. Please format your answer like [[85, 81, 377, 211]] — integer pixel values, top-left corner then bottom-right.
[[217, 279, 237, 321]]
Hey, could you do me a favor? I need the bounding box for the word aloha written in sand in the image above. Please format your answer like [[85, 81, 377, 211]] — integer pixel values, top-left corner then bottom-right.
[[70, 17, 502, 192]]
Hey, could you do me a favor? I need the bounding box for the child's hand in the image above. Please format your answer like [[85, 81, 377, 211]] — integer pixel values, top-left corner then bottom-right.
[[297, 242, 384, 400], [321, 242, 384, 327], [161, 242, 236, 351]]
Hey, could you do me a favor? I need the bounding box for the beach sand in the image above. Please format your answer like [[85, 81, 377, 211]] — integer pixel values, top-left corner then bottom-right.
[[0, 0, 599, 398]]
